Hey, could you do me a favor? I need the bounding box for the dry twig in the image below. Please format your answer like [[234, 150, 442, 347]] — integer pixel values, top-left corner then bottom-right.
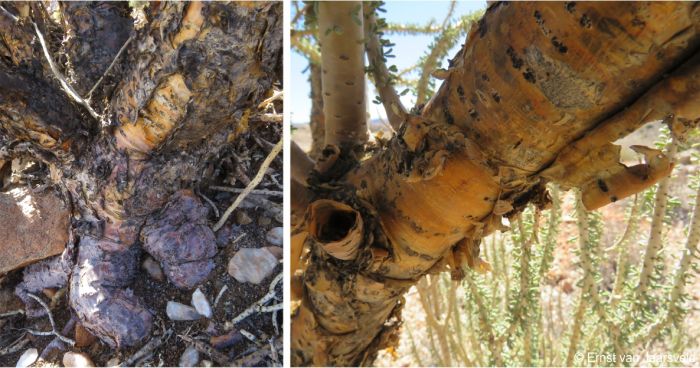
[[121, 329, 172, 367], [210, 186, 282, 196], [213, 139, 282, 231], [230, 273, 282, 326], [0, 334, 29, 357], [24, 293, 74, 346], [177, 334, 230, 366]]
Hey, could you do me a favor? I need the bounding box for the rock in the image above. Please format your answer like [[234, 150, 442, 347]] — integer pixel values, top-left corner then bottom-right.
[[265, 246, 283, 259], [75, 323, 97, 347], [227, 248, 280, 284], [258, 216, 271, 226], [0, 188, 69, 274], [142, 257, 165, 282], [191, 288, 212, 319], [166, 301, 201, 321], [265, 227, 283, 246], [105, 357, 120, 367], [63, 352, 95, 367], [201, 360, 213, 367], [235, 210, 253, 225], [16, 348, 37, 368], [179, 346, 200, 367], [141, 191, 217, 289]]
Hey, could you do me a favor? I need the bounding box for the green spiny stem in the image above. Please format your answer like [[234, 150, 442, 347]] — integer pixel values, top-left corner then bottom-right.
[[636, 142, 677, 300], [610, 194, 642, 309], [632, 178, 700, 345]]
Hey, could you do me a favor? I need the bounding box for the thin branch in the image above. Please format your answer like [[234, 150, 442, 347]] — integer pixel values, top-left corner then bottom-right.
[[291, 35, 321, 65], [196, 189, 220, 218], [254, 113, 283, 123], [86, 35, 134, 99], [0, 334, 29, 357], [213, 139, 282, 231], [364, 4, 407, 130], [291, 141, 314, 186], [31, 21, 102, 122], [0, 310, 25, 318], [257, 90, 283, 109], [25, 293, 75, 346], [213, 285, 228, 308], [210, 186, 282, 196]]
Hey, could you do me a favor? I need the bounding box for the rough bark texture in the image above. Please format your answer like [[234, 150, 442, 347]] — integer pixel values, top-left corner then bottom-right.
[[292, 2, 700, 366], [1, 1, 282, 349]]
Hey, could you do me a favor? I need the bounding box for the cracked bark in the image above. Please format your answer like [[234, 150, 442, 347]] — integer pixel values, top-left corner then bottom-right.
[[1, 1, 281, 349], [291, 2, 700, 366]]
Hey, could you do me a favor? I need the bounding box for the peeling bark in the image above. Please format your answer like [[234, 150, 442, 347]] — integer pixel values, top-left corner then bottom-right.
[[292, 2, 700, 365]]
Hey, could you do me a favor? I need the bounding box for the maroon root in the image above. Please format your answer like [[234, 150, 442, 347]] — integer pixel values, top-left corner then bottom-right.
[[141, 190, 217, 290], [69, 235, 152, 348]]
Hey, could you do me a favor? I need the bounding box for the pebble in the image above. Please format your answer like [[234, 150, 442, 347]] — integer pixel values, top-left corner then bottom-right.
[[235, 210, 253, 225], [265, 227, 283, 246], [201, 360, 213, 367], [166, 301, 202, 321], [179, 346, 200, 367], [105, 357, 120, 367], [142, 257, 165, 282], [63, 352, 95, 367], [227, 248, 280, 284], [265, 246, 283, 259], [258, 216, 271, 226], [16, 348, 37, 368], [191, 288, 212, 319]]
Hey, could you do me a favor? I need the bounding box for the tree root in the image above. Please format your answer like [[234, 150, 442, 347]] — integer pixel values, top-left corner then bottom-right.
[[69, 236, 152, 349], [141, 190, 217, 290]]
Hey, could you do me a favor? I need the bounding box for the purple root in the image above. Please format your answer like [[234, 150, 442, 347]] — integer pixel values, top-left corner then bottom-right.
[[69, 235, 152, 348], [141, 190, 217, 290]]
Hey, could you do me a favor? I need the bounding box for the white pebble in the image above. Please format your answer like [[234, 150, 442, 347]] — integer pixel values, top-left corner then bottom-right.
[[166, 301, 202, 321], [179, 346, 200, 367], [265, 227, 283, 246], [191, 288, 213, 319], [63, 352, 95, 367], [228, 248, 279, 284], [16, 348, 37, 368]]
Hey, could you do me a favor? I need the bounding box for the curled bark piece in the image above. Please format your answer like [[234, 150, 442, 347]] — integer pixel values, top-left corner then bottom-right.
[[141, 190, 216, 289], [581, 146, 674, 210], [306, 200, 363, 261], [70, 236, 152, 348]]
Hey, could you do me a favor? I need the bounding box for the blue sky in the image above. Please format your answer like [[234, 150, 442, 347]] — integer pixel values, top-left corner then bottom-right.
[[290, 1, 487, 124]]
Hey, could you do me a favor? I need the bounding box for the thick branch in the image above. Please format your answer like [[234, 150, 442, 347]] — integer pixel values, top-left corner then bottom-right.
[[318, 1, 368, 151]]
